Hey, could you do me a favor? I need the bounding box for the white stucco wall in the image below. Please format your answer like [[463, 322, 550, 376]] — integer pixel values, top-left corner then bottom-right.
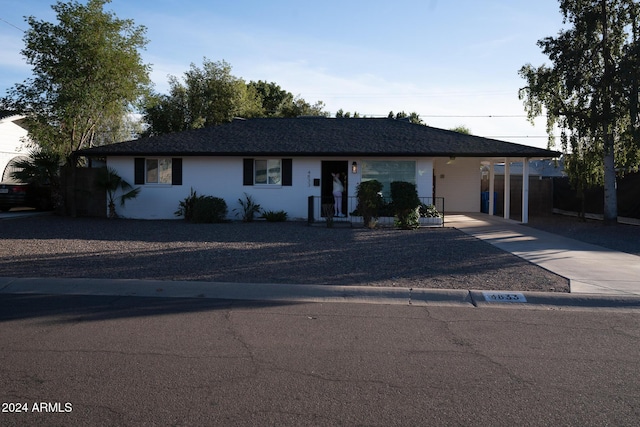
[[415, 158, 435, 199], [0, 115, 30, 180], [106, 156, 449, 220], [433, 157, 482, 212], [108, 156, 327, 220]]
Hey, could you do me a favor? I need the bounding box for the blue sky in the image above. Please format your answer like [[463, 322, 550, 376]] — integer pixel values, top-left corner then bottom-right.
[[0, 0, 566, 148]]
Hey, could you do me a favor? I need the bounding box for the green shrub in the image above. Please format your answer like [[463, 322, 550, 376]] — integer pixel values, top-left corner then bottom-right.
[[191, 196, 228, 223], [394, 207, 421, 229], [419, 204, 442, 218], [176, 189, 228, 223], [175, 188, 199, 221], [356, 179, 384, 228], [261, 210, 288, 222], [390, 181, 420, 229], [234, 193, 261, 222]]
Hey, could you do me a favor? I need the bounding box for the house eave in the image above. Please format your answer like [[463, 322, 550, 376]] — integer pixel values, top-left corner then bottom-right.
[[78, 151, 560, 159]]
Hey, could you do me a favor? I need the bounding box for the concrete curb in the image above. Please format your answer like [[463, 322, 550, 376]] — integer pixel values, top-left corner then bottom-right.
[[2, 277, 640, 309], [0, 277, 472, 306], [469, 290, 640, 310]]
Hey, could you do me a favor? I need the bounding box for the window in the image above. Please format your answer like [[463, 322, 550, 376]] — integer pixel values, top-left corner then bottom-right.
[[243, 158, 292, 186], [146, 158, 172, 184], [361, 160, 416, 198], [255, 159, 281, 185], [135, 158, 182, 185]]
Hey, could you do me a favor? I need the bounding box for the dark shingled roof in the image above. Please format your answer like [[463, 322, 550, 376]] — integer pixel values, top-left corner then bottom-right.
[[76, 117, 559, 158]]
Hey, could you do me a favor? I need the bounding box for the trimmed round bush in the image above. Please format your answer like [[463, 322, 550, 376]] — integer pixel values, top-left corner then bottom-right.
[[191, 196, 228, 223], [390, 181, 421, 229]]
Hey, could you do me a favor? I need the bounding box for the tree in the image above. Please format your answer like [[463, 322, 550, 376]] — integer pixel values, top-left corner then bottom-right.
[[335, 109, 362, 118], [93, 113, 145, 146], [565, 138, 603, 219], [519, 0, 640, 224], [143, 62, 330, 135], [388, 111, 425, 125], [181, 59, 263, 125], [1, 0, 151, 163], [450, 125, 471, 134], [247, 80, 330, 118], [248, 80, 293, 117], [279, 96, 328, 118], [143, 59, 266, 136], [142, 83, 190, 136]]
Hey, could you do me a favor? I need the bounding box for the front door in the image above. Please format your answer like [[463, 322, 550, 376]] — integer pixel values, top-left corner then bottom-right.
[[321, 161, 348, 217]]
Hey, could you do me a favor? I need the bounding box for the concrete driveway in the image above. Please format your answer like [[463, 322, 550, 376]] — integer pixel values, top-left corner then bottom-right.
[[447, 214, 640, 296]]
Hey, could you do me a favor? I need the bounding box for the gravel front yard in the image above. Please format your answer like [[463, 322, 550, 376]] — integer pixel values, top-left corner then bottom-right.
[[0, 216, 572, 292]]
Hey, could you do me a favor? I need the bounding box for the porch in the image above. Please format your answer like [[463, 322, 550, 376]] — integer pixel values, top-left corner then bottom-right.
[[307, 195, 445, 227]]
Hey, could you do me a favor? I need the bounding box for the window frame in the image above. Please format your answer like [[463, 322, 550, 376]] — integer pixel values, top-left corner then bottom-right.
[[254, 159, 282, 186], [134, 157, 182, 186], [243, 158, 292, 187], [145, 158, 172, 184]]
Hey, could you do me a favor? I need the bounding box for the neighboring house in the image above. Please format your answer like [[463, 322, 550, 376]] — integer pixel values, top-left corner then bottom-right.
[[75, 117, 559, 222], [0, 111, 31, 182], [489, 159, 566, 178]]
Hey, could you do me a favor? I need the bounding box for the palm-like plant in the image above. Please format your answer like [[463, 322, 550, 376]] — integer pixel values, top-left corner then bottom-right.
[[10, 150, 60, 183], [10, 149, 62, 210], [234, 192, 261, 222], [94, 167, 141, 218]]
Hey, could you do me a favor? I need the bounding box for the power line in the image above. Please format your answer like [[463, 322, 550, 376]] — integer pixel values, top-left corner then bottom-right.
[[341, 113, 535, 119], [0, 17, 24, 32], [421, 114, 527, 118], [308, 90, 515, 98], [485, 136, 556, 139]]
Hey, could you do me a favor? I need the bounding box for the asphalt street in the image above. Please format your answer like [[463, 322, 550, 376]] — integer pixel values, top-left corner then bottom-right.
[[1, 293, 639, 426]]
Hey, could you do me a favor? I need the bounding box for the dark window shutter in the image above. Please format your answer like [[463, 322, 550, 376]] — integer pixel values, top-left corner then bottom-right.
[[172, 158, 182, 185], [243, 158, 254, 186], [282, 158, 292, 186], [134, 158, 145, 185]]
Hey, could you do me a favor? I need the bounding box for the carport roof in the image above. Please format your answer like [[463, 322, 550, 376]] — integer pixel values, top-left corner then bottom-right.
[[76, 117, 560, 158]]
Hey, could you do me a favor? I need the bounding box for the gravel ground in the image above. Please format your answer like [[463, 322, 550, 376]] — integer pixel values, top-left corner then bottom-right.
[[0, 215, 574, 293]]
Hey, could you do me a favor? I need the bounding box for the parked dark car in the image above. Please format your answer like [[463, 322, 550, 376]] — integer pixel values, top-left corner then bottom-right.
[[0, 181, 52, 211]]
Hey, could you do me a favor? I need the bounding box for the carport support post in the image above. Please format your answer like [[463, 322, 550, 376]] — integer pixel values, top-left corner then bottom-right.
[[503, 159, 511, 220], [488, 160, 495, 216], [521, 158, 530, 224]]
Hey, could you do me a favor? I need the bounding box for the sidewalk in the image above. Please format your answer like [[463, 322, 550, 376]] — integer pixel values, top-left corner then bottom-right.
[[446, 213, 640, 296]]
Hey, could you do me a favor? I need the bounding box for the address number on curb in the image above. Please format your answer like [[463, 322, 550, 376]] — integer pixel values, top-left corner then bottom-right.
[[482, 292, 527, 303]]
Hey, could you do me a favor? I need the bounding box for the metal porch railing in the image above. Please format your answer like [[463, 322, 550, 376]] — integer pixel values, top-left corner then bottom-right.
[[307, 196, 445, 227]]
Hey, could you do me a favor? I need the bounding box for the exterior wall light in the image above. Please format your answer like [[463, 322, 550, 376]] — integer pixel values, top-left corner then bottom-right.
[[351, 161, 358, 174]]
